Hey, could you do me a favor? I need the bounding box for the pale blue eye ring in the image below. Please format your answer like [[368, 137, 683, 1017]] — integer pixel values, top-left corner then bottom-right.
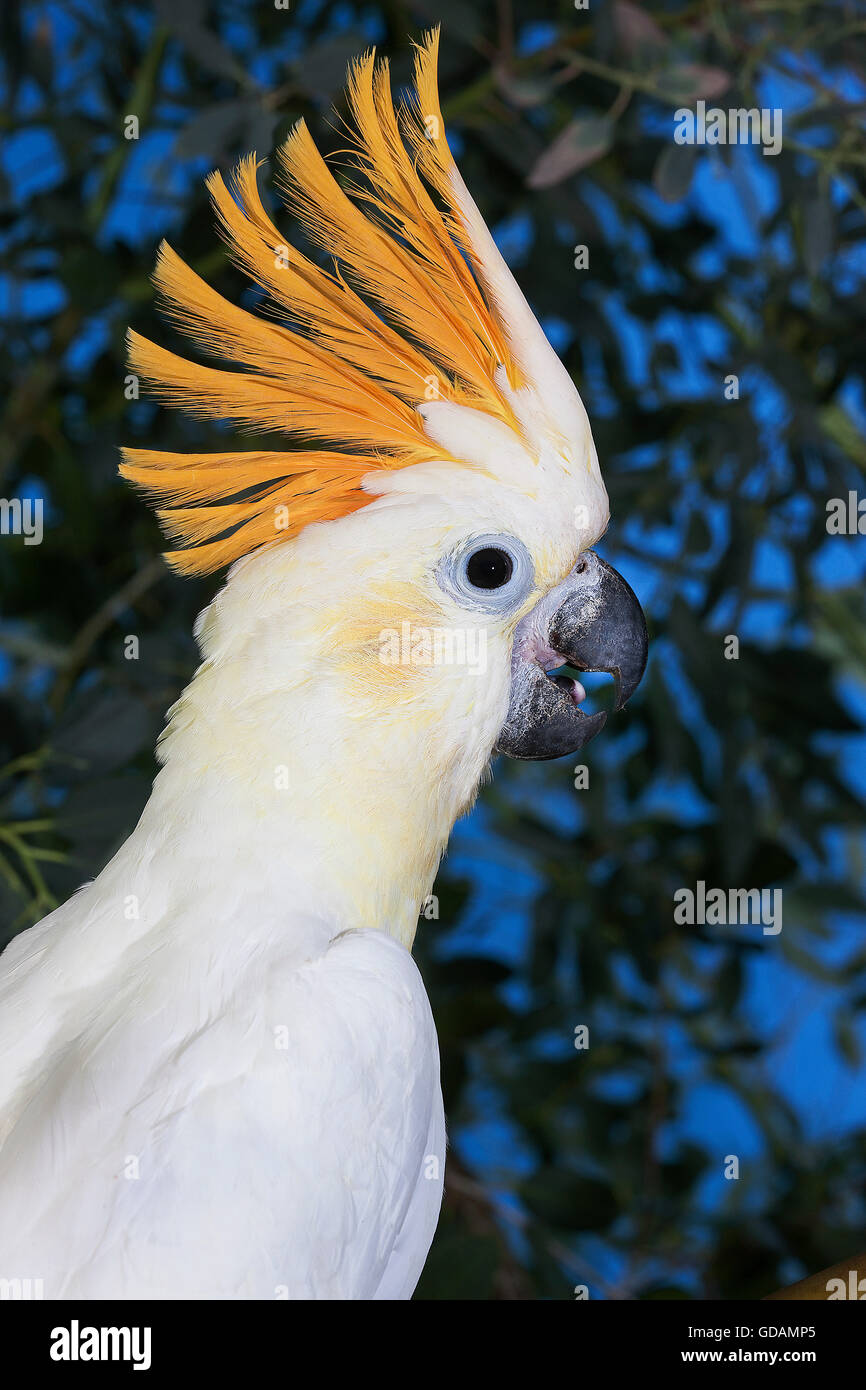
[[437, 533, 535, 613]]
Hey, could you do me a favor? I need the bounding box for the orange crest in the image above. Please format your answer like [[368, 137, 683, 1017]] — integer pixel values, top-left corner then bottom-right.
[[121, 29, 522, 576]]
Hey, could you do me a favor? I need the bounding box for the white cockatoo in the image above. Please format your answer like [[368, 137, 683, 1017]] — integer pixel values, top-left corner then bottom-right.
[[0, 30, 646, 1299]]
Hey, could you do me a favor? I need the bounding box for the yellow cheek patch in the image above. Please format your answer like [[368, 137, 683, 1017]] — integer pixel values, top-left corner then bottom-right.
[[319, 581, 448, 701]]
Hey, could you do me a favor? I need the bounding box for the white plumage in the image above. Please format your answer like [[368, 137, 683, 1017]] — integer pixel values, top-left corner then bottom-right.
[[0, 31, 641, 1299], [0, 906, 443, 1298]]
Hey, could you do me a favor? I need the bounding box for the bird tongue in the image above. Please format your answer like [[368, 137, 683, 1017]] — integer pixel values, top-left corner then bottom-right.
[[552, 673, 587, 705]]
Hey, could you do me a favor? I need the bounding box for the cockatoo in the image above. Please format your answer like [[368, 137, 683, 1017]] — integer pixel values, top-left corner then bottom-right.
[[0, 30, 646, 1299]]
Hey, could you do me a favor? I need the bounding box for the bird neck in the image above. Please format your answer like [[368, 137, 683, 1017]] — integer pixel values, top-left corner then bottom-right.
[[129, 653, 486, 951]]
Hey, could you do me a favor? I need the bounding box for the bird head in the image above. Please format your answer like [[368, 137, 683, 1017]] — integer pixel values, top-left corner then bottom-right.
[[121, 30, 647, 932]]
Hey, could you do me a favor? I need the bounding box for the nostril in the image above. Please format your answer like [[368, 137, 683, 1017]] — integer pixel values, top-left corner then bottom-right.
[[574, 558, 588, 574]]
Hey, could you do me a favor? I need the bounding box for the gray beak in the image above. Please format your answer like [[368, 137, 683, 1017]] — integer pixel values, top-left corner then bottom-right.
[[495, 552, 648, 761]]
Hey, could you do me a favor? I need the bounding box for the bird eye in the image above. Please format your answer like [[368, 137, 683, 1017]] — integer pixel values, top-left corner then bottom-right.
[[437, 533, 535, 613], [465, 547, 513, 590]]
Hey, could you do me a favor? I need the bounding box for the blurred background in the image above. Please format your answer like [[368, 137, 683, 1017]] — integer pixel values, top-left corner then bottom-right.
[[2, 0, 866, 1299]]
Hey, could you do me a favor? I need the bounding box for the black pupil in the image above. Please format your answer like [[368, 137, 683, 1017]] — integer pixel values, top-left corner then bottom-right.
[[466, 547, 513, 590]]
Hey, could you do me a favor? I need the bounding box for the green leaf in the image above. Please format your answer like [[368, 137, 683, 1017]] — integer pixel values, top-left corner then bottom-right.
[[653, 143, 698, 204], [661, 64, 731, 102], [527, 116, 613, 189]]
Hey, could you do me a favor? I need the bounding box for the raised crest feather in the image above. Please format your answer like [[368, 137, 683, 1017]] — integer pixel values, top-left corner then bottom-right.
[[121, 29, 525, 577]]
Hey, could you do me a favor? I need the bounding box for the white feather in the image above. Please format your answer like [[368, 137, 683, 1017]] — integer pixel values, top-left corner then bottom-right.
[[0, 367, 605, 1298]]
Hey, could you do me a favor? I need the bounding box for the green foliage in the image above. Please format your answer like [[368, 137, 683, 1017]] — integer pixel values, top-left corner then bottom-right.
[[2, 0, 865, 1298]]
